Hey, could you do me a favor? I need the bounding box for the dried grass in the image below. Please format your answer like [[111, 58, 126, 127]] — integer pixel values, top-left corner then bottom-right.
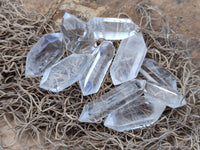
[[0, 0, 200, 149]]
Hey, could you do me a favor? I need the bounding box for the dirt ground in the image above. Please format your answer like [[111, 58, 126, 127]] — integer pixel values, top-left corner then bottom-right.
[[1, 0, 200, 149]]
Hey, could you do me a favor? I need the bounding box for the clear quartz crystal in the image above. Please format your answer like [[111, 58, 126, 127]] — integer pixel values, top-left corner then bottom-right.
[[60, 12, 95, 54], [145, 81, 186, 108], [104, 95, 166, 132], [79, 79, 146, 123], [87, 17, 139, 40], [79, 41, 115, 96], [40, 54, 91, 92], [140, 59, 177, 90], [25, 33, 65, 77], [110, 32, 147, 85]]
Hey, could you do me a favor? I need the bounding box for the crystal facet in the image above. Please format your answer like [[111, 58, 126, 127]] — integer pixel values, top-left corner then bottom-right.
[[140, 59, 177, 90], [25, 33, 65, 77], [61, 12, 95, 54], [87, 17, 139, 40], [40, 54, 91, 92], [79, 41, 115, 95], [110, 32, 147, 85], [104, 95, 166, 132], [145, 81, 186, 108], [79, 79, 146, 123]]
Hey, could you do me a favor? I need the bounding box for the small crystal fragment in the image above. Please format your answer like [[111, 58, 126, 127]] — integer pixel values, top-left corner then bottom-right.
[[87, 17, 139, 40], [145, 81, 186, 108], [79, 41, 115, 96], [140, 59, 177, 90], [61, 12, 95, 53], [40, 54, 91, 92], [104, 95, 166, 132], [79, 79, 146, 123], [110, 32, 147, 85], [25, 33, 65, 77]]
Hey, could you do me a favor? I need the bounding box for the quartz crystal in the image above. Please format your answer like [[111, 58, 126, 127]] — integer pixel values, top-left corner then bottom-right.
[[61, 12, 95, 54], [79, 41, 115, 95], [87, 17, 139, 40], [140, 59, 177, 90], [25, 33, 65, 77], [104, 95, 166, 132], [145, 81, 186, 108], [110, 32, 147, 85], [79, 79, 146, 123], [40, 54, 91, 92]]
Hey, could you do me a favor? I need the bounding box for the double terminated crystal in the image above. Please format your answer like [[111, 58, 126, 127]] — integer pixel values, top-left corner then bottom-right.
[[25, 33, 65, 77], [79, 79, 146, 123], [79, 41, 115, 96], [110, 32, 147, 85]]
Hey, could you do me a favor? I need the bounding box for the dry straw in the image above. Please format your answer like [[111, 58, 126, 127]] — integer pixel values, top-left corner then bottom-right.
[[0, 0, 200, 149]]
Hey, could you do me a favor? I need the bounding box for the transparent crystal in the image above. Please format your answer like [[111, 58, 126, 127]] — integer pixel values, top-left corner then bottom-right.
[[140, 59, 177, 90], [145, 81, 186, 108], [61, 12, 95, 54], [87, 17, 139, 40], [79, 79, 146, 123], [40, 54, 91, 92], [104, 95, 166, 132], [79, 41, 115, 96], [25, 33, 65, 77], [110, 32, 147, 85]]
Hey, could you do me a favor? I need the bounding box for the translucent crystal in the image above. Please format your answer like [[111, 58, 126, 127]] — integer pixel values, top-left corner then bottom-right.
[[145, 81, 186, 108], [79, 41, 115, 96], [61, 12, 95, 54], [110, 32, 147, 85], [140, 59, 177, 90], [87, 17, 139, 40], [104, 95, 166, 132], [25, 33, 65, 77], [79, 79, 146, 123], [40, 54, 91, 92]]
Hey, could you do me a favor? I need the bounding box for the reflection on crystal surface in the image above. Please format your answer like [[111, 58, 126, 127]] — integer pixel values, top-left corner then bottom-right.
[[79, 79, 146, 123], [145, 81, 186, 108], [40, 54, 91, 92], [61, 12, 95, 54], [110, 32, 147, 85], [25, 33, 65, 77], [79, 41, 115, 95], [87, 17, 139, 40], [140, 59, 177, 90], [104, 95, 166, 132]]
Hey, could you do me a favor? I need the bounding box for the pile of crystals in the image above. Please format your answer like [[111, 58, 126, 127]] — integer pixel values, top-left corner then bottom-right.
[[25, 13, 186, 132]]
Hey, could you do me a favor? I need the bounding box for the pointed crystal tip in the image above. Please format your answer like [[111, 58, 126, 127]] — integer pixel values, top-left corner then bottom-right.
[[78, 106, 94, 123]]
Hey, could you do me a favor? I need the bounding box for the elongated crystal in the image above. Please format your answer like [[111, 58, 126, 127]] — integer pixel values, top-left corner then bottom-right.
[[104, 95, 166, 132], [110, 32, 147, 85], [40, 54, 91, 92], [79, 79, 146, 123], [25, 33, 65, 77], [87, 17, 139, 40], [61, 12, 95, 54], [79, 41, 115, 96], [140, 59, 177, 90], [145, 81, 186, 108]]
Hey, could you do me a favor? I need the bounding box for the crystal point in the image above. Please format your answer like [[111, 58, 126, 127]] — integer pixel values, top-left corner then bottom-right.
[[104, 95, 166, 132], [79, 79, 146, 123], [40, 54, 91, 92], [140, 59, 177, 90], [145, 81, 186, 108], [25, 33, 65, 77], [61, 12, 95, 54], [87, 17, 139, 40], [79, 41, 115, 96], [110, 32, 147, 85]]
